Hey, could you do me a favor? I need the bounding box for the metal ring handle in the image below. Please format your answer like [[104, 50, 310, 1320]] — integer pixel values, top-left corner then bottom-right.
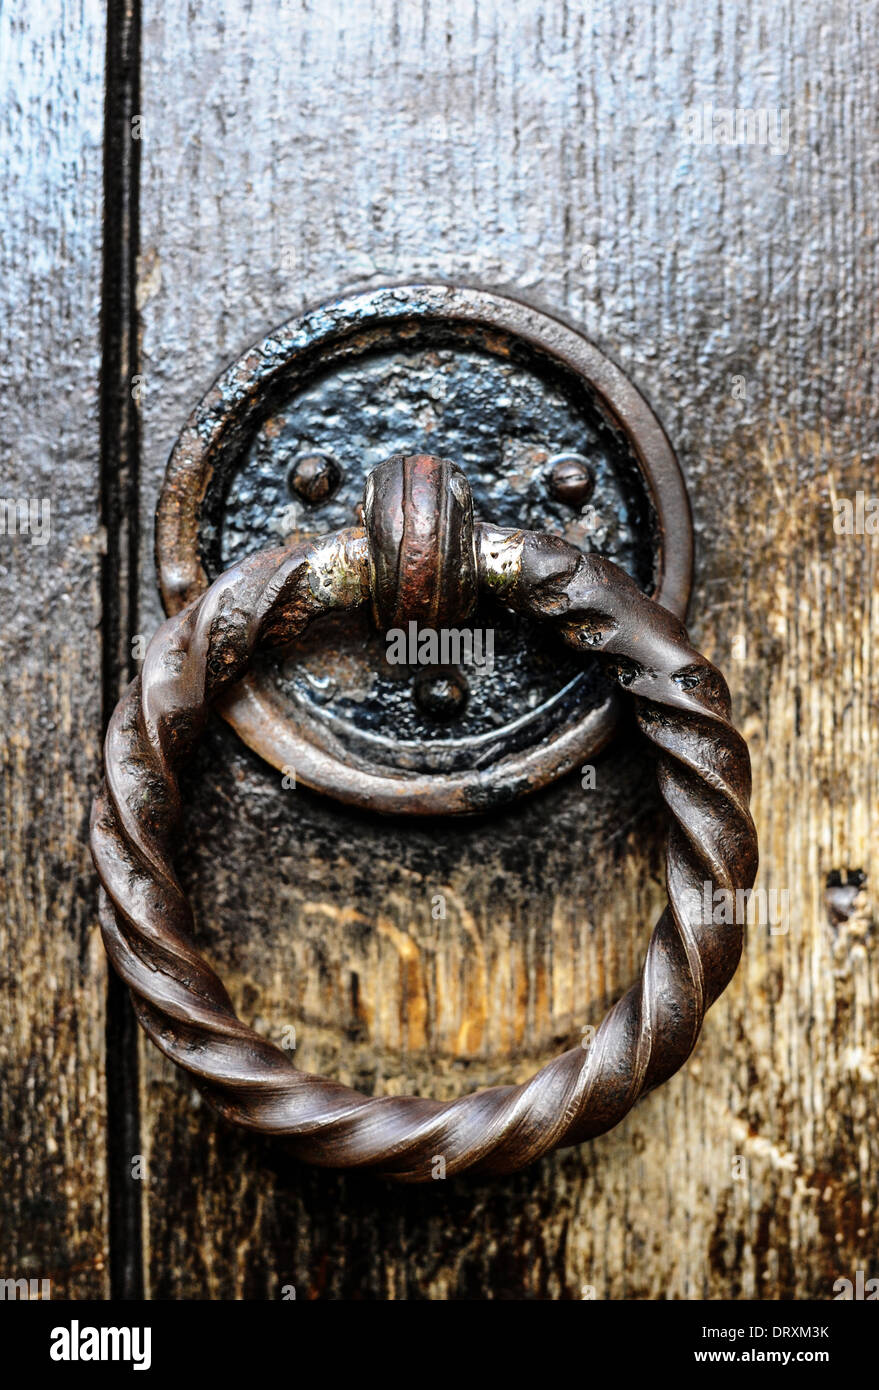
[[91, 459, 757, 1181]]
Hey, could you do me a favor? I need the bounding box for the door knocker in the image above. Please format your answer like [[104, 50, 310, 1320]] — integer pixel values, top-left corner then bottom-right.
[[91, 289, 757, 1181]]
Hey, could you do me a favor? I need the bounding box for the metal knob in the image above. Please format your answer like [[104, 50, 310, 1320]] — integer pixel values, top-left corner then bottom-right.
[[363, 453, 478, 630]]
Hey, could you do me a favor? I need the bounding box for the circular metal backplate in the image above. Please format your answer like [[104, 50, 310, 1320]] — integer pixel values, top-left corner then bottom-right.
[[156, 284, 692, 815]]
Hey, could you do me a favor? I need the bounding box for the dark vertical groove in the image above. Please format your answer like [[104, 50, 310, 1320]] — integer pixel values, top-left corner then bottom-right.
[[100, 0, 144, 1301]]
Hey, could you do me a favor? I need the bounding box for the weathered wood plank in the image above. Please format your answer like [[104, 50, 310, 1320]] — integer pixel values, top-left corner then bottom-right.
[[136, 0, 878, 1297], [0, 0, 110, 1298]]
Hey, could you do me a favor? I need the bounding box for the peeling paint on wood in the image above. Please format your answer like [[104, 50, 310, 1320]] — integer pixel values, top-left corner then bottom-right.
[[0, 0, 110, 1299]]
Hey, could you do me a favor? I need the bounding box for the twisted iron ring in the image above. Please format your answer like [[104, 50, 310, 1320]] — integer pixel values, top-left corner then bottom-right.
[[91, 455, 757, 1180]]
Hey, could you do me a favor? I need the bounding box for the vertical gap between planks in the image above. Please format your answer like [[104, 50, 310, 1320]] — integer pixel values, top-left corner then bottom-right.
[[100, 0, 145, 1302]]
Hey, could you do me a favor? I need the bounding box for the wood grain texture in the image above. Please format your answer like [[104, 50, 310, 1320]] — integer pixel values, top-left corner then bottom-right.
[[134, 0, 878, 1297], [0, 0, 110, 1297]]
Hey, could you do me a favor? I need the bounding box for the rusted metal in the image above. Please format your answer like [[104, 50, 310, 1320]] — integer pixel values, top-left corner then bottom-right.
[[364, 453, 478, 630], [92, 456, 756, 1181], [155, 284, 694, 814]]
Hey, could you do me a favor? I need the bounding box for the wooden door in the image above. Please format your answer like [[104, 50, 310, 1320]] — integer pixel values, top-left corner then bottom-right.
[[3, 0, 876, 1301]]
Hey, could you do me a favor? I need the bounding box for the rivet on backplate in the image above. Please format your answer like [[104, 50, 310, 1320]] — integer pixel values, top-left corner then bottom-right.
[[288, 452, 343, 504], [547, 452, 595, 508], [413, 667, 470, 720]]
